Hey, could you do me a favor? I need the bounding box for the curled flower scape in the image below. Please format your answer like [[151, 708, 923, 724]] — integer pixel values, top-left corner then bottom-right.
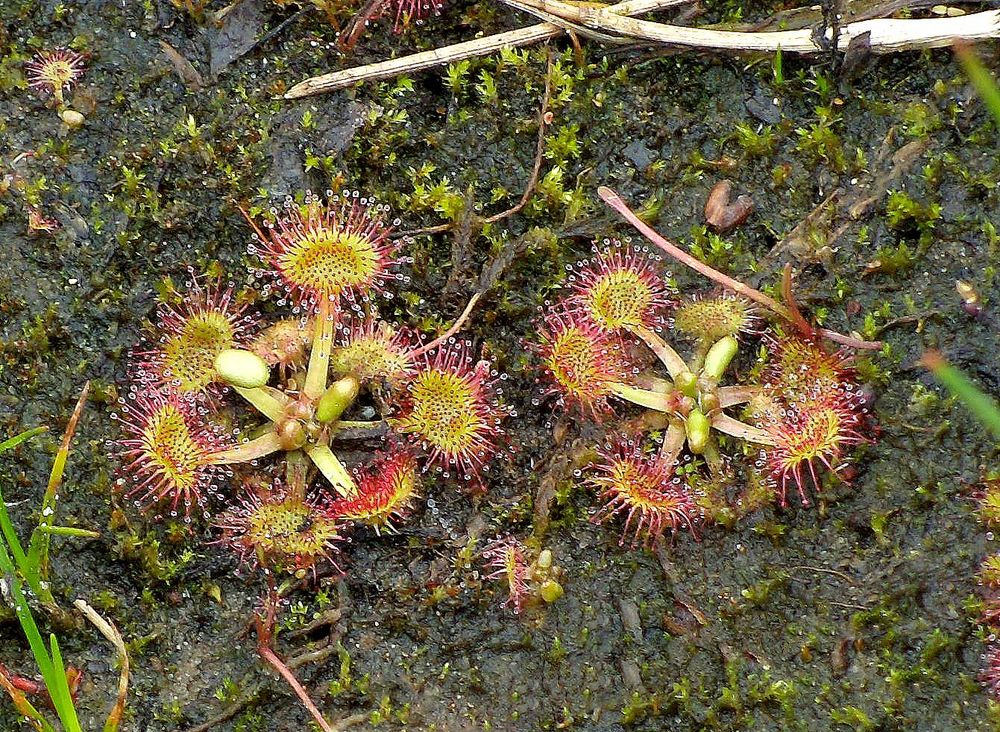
[[533, 241, 872, 546], [114, 191, 511, 576]]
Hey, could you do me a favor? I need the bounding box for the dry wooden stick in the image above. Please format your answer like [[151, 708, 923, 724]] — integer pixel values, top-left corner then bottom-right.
[[505, 0, 1000, 54], [283, 0, 688, 98]]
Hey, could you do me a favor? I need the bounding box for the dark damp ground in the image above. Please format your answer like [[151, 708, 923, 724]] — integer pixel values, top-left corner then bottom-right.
[[1, 0, 1000, 730]]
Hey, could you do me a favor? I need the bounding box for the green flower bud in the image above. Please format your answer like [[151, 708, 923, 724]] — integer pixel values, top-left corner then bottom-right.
[[316, 375, 361, 423], [536, 549, 553, 571], [686, 408, 711, 454], [703, 335, 739, 381], [214, 348, 270, 388], [539, 579, 564, 603]]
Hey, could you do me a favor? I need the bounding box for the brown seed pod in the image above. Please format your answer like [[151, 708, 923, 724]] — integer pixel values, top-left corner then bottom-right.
[[704, 180, 754, 234]]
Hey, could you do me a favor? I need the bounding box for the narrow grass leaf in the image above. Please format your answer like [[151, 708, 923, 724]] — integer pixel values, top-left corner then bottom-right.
[[956, 43, 1000, 128], [923, 351, 1000, 439], [0, 427, 46, 455]]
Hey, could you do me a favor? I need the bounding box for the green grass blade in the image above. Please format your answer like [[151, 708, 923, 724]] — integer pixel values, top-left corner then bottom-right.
[[0, 496, 38, 592], [0, 427, 46, 456], [0, 487, 48, 605], [28, 383, 89, 586], [36, 526, 101, 539], [0, 547, 56, 688], [48, 635, 83, 732], [923, 351, 1000, 439], [0, 419, 84, 730], [0, 543, 77, 732], [956, 43, 1000, 129]]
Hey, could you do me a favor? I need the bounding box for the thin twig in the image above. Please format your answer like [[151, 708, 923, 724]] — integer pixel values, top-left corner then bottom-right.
[[339, 0, 387, 51], [829, 600, 869, 610], [283, 0, 689, 98], [284, 608, 344, 640], [409, 292, 482, 358], [181, 695, 256, 732], [287, 644, 337, 670], [401, 46, 554, 237], [257, 6, 314, 49], [481, 49, 554, 226], [788, 565, 855, 584]]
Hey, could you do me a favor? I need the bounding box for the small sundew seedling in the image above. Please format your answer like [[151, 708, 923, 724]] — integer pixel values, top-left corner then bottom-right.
[[482, 537, 530, 614], [27, 206, 59, 234], [25, 49, 85, 109], [386, 0, 444, 31], [982, 646, 1000, 699], [980, 555, 1000, 588], [481, 539, 566, 614]]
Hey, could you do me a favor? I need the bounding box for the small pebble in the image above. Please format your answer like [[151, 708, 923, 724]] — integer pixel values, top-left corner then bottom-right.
[[60, 109, 85, 128]]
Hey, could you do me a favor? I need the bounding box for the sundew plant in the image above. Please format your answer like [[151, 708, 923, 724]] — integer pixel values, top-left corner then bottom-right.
[[530, 190, 875, 549], [113, 190, 513, 580]]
